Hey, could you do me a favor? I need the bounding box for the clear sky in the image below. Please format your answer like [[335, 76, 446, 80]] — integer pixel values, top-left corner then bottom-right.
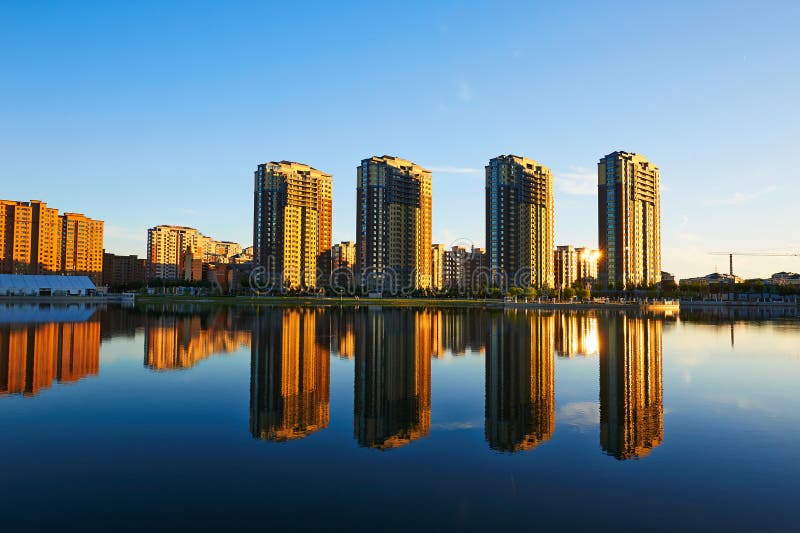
[[2, 0, 798, 280]]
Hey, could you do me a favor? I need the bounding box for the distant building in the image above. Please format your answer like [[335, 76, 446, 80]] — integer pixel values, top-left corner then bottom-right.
[[680, 272, 743, 286], [431, 244, 446, 291], [554, 246, 577, 290], [770, 272, 800, 286], [356, 155, 432, 292], [0, 199, 103, 284], [253, 161, 333, 289], [576, 247, 599, 286], [486, 155, 554, 289], [598, 151, 661, 289], [60, 213, 104, 286], [181, 250, 204, 282], [331, 241, 356, 271], [443, 246, 469, 290], [660, 271, 676, 289], [147, 225, 239, 280], [442, 246, 487, 292], [102, 252, 146, 288], [555, 246, 599, 289]]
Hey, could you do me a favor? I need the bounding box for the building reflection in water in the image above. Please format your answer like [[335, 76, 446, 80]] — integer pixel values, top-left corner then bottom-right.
[[485, 310, 555, 452], [0, 320, 100, 397], [599, 313, 664, 460], [250, 308, 330, 441], [330, 308, 355, 359], [144, 311, 250, 370], [555, 313, 599, 357], [354, 309, 431, 450]]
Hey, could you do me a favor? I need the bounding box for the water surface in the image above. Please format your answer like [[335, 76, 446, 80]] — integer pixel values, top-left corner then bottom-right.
[[1, 304, 799, 531]]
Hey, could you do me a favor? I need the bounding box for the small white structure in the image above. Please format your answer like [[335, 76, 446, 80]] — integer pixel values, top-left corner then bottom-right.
[[0, 274, 97, 296]]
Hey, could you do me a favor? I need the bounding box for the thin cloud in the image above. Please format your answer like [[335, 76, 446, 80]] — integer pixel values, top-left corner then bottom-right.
[[556, 167, 596, 196], [704, 185, 777, 206], [677, 215, 700, 242], [429, 166, 482, 175], [457, 80, 473, 102]]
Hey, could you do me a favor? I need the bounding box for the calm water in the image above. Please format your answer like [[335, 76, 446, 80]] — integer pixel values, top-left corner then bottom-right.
[[1, 304, 799, 531]]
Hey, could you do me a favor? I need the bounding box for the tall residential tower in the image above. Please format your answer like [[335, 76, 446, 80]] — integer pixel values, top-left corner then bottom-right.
[[356, 155, 432, 292], [253, 161, 333, 289], [485, 155, 554, 289], [597, 151, 661, 289]]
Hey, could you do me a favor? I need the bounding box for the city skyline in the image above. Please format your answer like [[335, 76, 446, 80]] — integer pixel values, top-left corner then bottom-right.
[[2, 2, 799, 280]]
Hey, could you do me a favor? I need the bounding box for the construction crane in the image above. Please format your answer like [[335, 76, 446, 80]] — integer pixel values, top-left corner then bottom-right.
[[709, 251, 800, 277]]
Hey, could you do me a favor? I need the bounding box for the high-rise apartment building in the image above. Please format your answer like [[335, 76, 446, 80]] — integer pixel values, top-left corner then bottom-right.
[[356, 155, 432, 292], [60, 213, 104, 285], [598, 151, 661, 289], [147, 225, 239, 280], [0, 200, 103, 284], [253, 161, 332, 289], [486, 155, 554, 289], [0, 200, 61, 275]]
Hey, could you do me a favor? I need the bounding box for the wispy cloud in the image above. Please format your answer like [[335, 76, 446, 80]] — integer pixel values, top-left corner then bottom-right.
[[704, 185, 777, 206], [677, 215, 700, 242], [429, 166, 482, 175], [556, 167, 596, 195], [457, 80, 473, 102]]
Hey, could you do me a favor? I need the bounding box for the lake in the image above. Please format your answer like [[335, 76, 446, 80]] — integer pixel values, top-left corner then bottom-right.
[[1, 304, 799, 531]]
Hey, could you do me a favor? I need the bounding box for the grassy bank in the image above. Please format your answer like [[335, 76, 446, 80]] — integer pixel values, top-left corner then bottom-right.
[[135, 295, 503, 308]]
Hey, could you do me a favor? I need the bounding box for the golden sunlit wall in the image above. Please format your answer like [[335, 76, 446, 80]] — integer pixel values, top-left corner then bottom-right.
[[250, 309, 331, 441], [485, 310, 555, 452], [60, 212, 104, 286], [0, 321, 100, 397], [253, 162, 333, 289], [431, 243, 446, 291], [486, 156, 554, 289], [598, 152, 661, 289], [1, 200, 101, 279], [356, 156, 432, 292], [599, 314, 664, 459]]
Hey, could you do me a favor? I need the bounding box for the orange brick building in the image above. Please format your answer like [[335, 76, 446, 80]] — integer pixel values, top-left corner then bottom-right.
[[0, 199, 104, 285]]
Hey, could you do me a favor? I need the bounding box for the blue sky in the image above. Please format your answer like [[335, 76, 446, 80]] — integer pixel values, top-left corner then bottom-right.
[[1, 0, 798, 279]]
